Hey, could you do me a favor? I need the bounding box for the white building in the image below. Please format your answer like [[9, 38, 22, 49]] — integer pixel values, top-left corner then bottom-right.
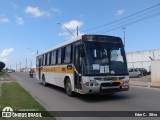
[[126, 49, 160, 72]]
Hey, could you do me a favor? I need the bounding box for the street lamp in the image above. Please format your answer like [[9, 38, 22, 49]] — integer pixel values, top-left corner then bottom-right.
[[57, 22, 75, 37]]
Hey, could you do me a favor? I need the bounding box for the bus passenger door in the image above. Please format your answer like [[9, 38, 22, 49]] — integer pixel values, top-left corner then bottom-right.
[[74, 46, 82, 90], [38, 58, 42, 80]]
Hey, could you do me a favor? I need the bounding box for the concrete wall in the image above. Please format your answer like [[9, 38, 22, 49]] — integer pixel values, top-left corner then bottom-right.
[[127, 49, 160, 72], [151, 61, 160, 83]]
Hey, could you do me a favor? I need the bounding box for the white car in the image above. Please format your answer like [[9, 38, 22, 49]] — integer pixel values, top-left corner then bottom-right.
[[8, 70, 14, 73], [128, 68, 142, 78]]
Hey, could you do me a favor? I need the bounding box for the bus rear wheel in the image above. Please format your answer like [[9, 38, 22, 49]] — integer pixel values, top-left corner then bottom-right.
[[65, 78, 74, 96], [42, 75, 47, 86]]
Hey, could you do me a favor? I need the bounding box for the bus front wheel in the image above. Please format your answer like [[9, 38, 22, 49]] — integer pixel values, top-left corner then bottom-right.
[[65, 78, 74, 96]]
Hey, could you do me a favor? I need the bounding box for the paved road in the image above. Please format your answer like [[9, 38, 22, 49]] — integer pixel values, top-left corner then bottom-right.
[[10, 72, 160, 120]]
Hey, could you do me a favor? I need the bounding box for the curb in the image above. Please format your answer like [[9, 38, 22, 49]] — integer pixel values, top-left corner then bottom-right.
[[17, 81, 61, 120], [130, 84, 160, 89]]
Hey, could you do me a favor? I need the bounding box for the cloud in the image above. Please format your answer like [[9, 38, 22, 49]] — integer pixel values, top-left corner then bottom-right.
[[15, 16, 24, 25], [25, 6, 61, 17], [25, 6, 45, 17], [116, 9, 125, 16], [0, 48, 14, 66], [0, 18, 10, 23], [58, 20, 84, 38], [0, 58, 8, 63], [63, 20, 83, 30], [0, 48, 14, 58]]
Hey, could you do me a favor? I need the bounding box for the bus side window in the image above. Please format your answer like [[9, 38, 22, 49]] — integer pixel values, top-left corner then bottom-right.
[[57, 49, 62, 64], [47, 53, 49, 65], [45, 54, 48, 65], [36, 57, 39, 67], [41, 55, 43, 66], [51, 51, 53, 65], [55, 50, 58, 64], [47, 52, 52, 65], [61, 47, 65, 64], [36, 56, 41, 67], [51, 50, 56, 65], [42, 55, 45, 66], [64, 45, 72, 63]]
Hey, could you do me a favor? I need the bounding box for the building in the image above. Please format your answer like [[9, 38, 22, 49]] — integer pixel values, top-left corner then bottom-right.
[[126, 49, 160, 72]]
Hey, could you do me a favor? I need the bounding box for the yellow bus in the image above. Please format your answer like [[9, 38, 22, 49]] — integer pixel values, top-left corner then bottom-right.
[[36, 35, 129, 96]]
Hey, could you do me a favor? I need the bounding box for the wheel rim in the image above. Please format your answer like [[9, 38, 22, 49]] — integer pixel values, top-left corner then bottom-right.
[[66, 80, 71, 94], [42, 77, 45, 85]]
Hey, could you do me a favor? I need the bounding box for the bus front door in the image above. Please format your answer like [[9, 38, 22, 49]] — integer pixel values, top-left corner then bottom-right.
[[74, 46, 82, 90]]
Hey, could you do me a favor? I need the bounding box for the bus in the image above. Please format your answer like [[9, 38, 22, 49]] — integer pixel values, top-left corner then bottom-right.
[[36, 34, 129, 96]]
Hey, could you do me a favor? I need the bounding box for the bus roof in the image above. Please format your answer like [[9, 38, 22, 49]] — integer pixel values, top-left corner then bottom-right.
[[37, 35, 83, 56], [37, 34, 122, 56]]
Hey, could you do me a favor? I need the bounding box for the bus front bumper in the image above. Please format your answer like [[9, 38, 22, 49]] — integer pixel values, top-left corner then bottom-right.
[[81, 84, 129, 94]]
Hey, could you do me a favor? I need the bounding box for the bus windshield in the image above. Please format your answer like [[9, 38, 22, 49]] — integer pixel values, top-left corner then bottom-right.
[[83, 42, 128, 76]]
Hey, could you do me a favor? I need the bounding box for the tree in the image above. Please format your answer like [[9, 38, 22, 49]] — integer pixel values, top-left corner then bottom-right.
[[0, 62, 5, 72]]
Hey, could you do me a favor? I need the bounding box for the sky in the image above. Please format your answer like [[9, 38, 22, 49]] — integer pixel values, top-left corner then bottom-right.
[[0, 0, 160, 69]]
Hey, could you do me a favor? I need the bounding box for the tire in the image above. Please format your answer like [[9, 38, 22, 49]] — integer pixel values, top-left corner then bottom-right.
[[42, 75, 47, 86], [65, 78, 74, 96], [138, 74, 142, 78]]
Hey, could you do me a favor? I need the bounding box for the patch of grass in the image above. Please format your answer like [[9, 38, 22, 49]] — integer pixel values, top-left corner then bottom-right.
[[0, 82, 56, 120], [0, 71, 9, 78]]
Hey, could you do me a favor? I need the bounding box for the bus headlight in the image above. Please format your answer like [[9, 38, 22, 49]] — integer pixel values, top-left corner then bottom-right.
[[90, 83, 93, 86], [124, 80, 129, 85], [85, 82, 90, 86], [121, 80, 129, 89]]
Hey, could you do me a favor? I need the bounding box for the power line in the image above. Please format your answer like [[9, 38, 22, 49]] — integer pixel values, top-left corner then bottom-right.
[[95, 8, 160, 34], [82, 3, 160, 32], [98, 11, 160, 34]]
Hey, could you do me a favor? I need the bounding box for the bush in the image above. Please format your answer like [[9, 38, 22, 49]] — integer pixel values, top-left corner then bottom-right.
[[0, 62, 5, 72]]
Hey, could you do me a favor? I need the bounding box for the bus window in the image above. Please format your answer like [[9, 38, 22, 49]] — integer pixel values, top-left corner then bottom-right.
[[52, 50, 56, 64], [47, 52, 52, 65], [42, 55, 45, 66], [58, 48, 62, 64], [36, 57, 39, 67], [45, 54, 47, 65], [41, 55, 43, 66], [64, 45, 71, 63]]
